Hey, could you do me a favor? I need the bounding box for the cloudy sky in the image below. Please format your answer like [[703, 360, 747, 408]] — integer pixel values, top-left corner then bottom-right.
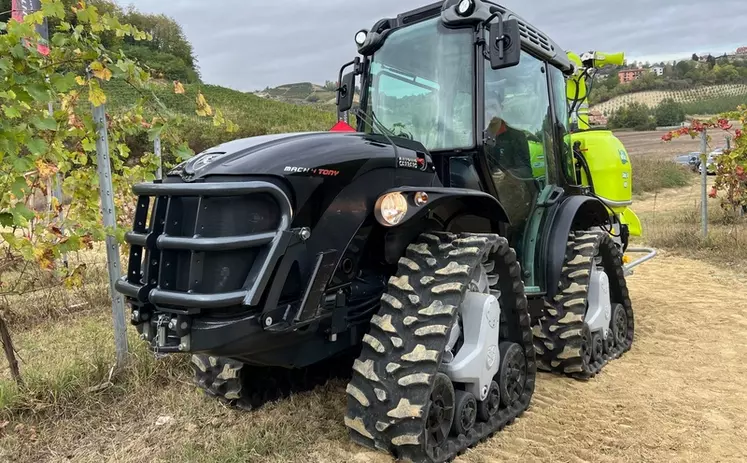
[[119, 0, 747, 92]]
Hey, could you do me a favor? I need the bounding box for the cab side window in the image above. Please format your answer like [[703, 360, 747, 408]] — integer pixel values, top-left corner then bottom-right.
[[484, 51, 553, 182], [549, 66, 575, 183], [483, 51, 553, 227]]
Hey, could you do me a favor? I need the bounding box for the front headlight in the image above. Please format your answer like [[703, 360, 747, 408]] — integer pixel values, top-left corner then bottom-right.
[[375, 192, 408, 226]]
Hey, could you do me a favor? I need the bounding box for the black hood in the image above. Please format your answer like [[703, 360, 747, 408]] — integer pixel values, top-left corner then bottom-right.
[[167, 131, 431, 184]]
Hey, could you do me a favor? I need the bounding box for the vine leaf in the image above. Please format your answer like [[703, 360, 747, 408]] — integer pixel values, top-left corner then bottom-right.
[[88, 80, 107, 106], [26, 138, 48, 155]]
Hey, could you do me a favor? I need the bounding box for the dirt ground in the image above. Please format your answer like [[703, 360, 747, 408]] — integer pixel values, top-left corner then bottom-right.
[[615, 130, 718, 160], [2, 130, 747, 462]]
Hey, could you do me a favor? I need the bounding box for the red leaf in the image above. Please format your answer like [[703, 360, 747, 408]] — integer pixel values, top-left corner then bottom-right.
[[709, 187, 718, 198]]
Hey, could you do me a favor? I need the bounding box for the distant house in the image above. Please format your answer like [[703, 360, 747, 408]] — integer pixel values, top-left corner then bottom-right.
[[652, 66, 664, 76], [618, 68, 645, 83]]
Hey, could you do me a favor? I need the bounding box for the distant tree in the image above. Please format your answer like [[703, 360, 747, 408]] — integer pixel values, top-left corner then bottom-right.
[[675, 60, 693, 78], [655, 98, 685, 126], [608, 102, 655, 131], [714, 64, 740, 83], [707, 54, 717, 69], [692, 53, 700, 61], [122, 8, 197, 72]]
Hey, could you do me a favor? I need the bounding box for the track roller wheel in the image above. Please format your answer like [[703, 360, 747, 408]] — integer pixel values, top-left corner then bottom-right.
[[427, 373, 456, 449], [498, 342, 526, 408], [533, 229, 634, 379], [344, 232, 535, 463], [612, 303, 629, 347], [477, 381, 500, 422], [451, 390, 477, 436]]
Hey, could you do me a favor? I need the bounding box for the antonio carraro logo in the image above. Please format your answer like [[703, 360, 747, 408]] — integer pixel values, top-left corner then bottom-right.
[[284, 166, 340, 177], [398, 156, 427, 170]]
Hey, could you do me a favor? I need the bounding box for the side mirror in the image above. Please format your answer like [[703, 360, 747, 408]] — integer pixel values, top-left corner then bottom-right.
[[489, 18, 521, 70], [337, 72, 356, 113]]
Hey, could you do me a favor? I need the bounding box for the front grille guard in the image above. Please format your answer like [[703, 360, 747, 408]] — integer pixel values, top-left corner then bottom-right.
[[115, 181, 293, 311]]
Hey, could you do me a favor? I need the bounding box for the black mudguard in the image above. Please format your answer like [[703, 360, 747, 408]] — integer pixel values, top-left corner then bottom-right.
[[376, 187, 511, 264], [543, 195, 610, 300]]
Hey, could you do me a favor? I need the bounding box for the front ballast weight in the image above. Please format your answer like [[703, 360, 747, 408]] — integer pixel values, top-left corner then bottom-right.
[[344, 232, 535, 463]]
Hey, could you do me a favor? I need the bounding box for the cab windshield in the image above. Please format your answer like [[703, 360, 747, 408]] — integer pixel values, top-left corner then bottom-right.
[[364, 17, 475, 151]]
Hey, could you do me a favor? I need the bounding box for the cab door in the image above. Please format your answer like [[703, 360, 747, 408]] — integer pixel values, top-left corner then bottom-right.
[[480, 50, 559, 292]]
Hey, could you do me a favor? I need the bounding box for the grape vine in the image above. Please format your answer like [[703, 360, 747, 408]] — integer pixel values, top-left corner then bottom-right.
[[0, 0, 233, 284]]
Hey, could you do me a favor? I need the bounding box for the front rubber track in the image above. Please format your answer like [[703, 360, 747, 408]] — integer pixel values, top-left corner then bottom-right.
[[533, 229, 634, 380], [344, 232, 535, 463], [191, 351, 357, 411]]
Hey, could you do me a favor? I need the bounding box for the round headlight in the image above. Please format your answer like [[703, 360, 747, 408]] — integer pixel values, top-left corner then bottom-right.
[[456, 0, 475, 16], [355, 30, 368, 46], [376, 192, 408, 226]]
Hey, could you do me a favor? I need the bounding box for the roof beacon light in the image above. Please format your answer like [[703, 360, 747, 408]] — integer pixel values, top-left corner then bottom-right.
[[355, 30, 368, 47], [456, 0, 475, 16]]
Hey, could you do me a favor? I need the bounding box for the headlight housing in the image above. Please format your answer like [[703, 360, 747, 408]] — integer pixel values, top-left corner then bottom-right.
[[375, 192, 408, 226]]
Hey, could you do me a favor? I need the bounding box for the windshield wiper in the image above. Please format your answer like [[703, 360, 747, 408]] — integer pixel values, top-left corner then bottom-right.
[[353, 108, 401, 164]]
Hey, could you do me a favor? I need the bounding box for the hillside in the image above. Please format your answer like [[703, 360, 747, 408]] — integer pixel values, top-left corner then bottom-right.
[[591, 84, 747, 116], [254, 82, 338, 106], [102, 80, 338, 159], [254, 82, 360, 113]]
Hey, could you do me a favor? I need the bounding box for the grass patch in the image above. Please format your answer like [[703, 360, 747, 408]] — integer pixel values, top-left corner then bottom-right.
[[0, 312, 187, 418], [633, 195, 747, 271], [632, 157, 693, 195]]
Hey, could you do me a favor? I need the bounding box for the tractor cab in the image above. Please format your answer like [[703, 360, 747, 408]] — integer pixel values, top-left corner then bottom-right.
[[337, 0, 586, 292]]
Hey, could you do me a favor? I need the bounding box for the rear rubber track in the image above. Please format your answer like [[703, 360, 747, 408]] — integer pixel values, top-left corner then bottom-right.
[[345, 232, 535, 463], [533, 229, 634, 379], [191, 350, 358, 411]]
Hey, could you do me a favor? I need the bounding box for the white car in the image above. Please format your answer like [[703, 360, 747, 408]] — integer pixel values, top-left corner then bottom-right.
[[701, 147, 722, 175]]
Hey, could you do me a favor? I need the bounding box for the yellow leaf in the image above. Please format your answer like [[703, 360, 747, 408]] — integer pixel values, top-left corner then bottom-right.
[[75, 76, 86, 86], [88, 81, 107, 106], [90, 61, 104, 71], [63, 264, 87, 289], [96, 67, 112, 81], [213, 109, 225, 127], [35, 159, 58, 179], [195, 92, 212, 117], [173, 80, 185, 94]]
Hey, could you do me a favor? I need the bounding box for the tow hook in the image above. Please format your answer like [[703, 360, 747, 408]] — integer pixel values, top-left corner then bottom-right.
[[156, 314, 170, 347]]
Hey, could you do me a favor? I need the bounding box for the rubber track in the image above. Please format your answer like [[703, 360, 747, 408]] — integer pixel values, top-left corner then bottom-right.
[[191, 350, 358, 411], [533, 229, 634, 380], [344, 232, 535, 463]]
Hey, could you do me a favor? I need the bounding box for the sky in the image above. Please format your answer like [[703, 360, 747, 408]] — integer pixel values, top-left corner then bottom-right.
[[119, 0, 747, 92]]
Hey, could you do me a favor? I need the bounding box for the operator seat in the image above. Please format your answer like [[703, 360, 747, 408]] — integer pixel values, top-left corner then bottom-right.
[[449, 156, 483, 191]]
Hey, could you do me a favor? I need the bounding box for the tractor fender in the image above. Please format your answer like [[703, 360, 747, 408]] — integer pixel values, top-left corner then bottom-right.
[[375, 187, 510, 264], [544, 195, 610, 300]]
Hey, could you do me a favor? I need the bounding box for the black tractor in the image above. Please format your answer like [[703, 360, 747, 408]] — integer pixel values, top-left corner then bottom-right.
[[116, 1, 635, 461]]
